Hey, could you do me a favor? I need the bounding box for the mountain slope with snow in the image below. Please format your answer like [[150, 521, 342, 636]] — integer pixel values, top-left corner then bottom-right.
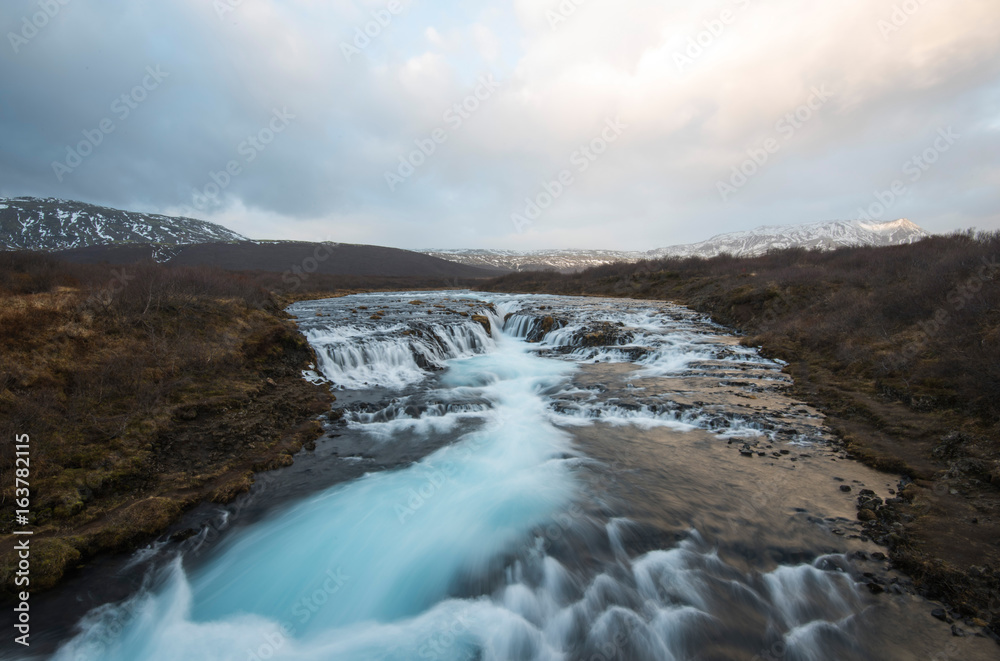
[[420, 249, 637, 273], [422, 219, 930, 272], [0, 197, 247, 251], [649, 219, 928, 259]]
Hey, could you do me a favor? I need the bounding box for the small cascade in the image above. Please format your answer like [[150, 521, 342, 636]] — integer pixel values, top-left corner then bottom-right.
[[304, 314, 498, 389]]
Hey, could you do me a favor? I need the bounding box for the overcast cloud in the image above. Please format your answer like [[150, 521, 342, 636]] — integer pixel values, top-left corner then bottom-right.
[[1, 0, 998, 249]]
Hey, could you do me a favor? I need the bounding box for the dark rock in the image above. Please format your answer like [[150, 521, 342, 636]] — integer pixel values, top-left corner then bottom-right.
[[858, 509, 877, 522], [932, 431, 969, 460], [840, 485, 852, 492], [170, 528, 198, 542], [570, 321, 634, 348], [931, 608, 950, 622]]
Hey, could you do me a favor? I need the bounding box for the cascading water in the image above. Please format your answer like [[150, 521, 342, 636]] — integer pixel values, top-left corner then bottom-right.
[[30, 292, 998, 661]]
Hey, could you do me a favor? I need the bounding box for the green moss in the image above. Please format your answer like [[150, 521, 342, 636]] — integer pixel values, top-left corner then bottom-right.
[[89, 497, 183, 552], [0, 537, 81, 595]]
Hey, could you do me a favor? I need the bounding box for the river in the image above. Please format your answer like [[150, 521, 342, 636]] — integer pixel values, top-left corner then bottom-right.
[[24, 292, 996, 660]]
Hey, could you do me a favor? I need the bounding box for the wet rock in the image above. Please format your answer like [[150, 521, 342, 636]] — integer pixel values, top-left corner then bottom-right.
[[840, 485, 852, 492], [540, 315, 555, 334], [951, 624, 967, 637], [470, 315, 492, 336], [858, 509, 877, 522], [570, 321, 634, 347], [521, 315, 565, 343], [170, 528, 198, 542], [931, 608, 950, 622]]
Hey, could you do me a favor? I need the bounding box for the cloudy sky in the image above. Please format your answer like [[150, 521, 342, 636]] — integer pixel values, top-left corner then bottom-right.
[[2, 0, 998, 250]]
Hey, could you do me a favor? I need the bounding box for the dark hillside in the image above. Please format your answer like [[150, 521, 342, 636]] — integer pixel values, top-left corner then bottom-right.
[[0, 253, 334, 594], [53, 241, 504, 279]]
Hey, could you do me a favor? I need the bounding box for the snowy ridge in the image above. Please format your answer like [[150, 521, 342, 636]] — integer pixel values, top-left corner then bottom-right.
[[0, 197, 247, 251], [421, 219, 929, 272], [420, 249, 638, 273], [649, 218, 929, 259]]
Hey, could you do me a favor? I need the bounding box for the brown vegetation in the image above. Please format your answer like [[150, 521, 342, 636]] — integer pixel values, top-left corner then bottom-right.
[[481, 232, 1000, 633], [0, 253, 335, 594]]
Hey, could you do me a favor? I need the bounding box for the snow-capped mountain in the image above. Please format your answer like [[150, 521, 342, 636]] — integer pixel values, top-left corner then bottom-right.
[[420, 249, 638, 273], [0, 197, 247, 251], [422, 219, 930, 272], [649, 219, 928, 260]]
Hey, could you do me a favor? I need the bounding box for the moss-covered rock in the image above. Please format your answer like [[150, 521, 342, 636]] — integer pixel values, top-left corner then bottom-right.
[[88, 497, 184, 553], [0, 537, 82, 594], [470, 315, 492, 336]]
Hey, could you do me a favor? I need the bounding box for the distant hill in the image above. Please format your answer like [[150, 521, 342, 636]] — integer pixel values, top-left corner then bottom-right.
[[0, 197, 246, 252], [0, 197, 501, 279], [423, 219, 930, 272], [649, 219, 929, 260], [421, 249, 638, 273], [53, 241, 501, 279]]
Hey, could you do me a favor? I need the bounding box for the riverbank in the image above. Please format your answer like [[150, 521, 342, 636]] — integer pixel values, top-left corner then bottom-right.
[[0, 254, 335, 595], [480, 233, 1000, 637]]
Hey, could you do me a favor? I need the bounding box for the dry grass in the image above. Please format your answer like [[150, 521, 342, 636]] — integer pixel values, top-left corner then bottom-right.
[[0, 253, 333, 593]]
